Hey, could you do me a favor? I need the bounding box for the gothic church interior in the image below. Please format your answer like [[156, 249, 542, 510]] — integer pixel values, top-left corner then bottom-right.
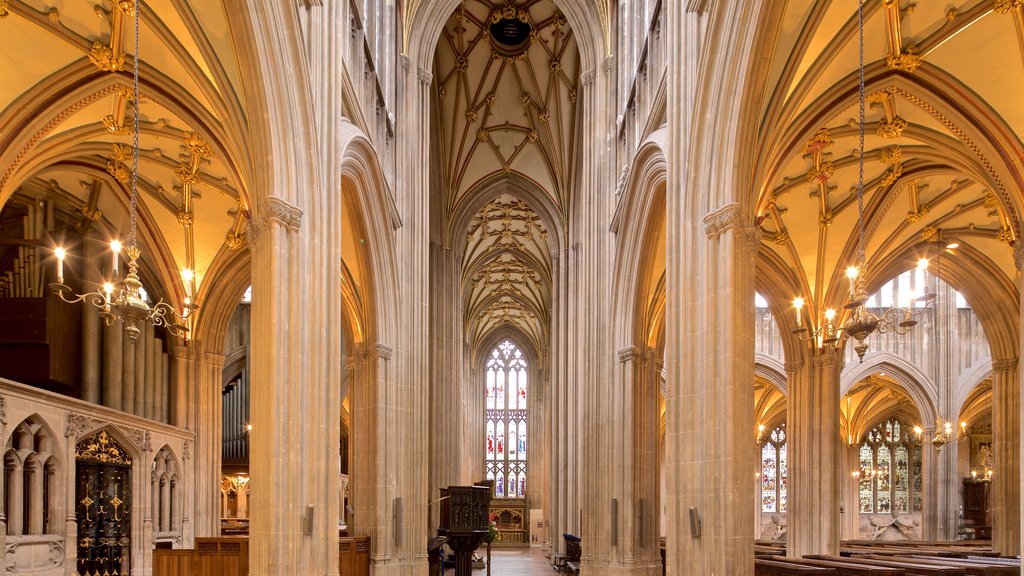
[[0, 1, 1022, 575]]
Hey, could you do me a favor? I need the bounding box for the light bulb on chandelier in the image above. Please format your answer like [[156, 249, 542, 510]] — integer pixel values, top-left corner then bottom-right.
[[48, 0, 195, 344]]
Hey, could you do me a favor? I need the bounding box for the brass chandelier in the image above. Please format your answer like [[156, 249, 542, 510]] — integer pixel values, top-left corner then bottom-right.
[[49, 0, 194, 344], [791, 0, 931, 362]]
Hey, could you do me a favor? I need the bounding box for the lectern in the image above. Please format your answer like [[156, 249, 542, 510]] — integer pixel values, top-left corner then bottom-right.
[[438, 485, 491, 576]]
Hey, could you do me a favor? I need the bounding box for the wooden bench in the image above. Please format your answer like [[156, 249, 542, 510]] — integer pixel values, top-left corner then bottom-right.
[[566, 561, 580, 574], [810, 554, 964, 576], [775, 557, 906, 575], [756, 558, 836, 575]]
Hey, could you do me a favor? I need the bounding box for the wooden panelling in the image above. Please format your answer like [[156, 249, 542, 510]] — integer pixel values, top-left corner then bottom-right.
[[153, 549, 193, 576], [340, 536, 371, 576]]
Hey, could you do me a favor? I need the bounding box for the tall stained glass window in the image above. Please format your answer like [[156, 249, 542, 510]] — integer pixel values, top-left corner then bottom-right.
[[760, 425, 787, 513], [858, 418, 922, 514], [485, 341, 527, 498]]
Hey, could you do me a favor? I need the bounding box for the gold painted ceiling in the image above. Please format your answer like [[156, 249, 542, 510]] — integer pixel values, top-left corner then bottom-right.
[[754, 1, 1024, 319], [435, 0, 578, 352], [0, 1, 250, 305]]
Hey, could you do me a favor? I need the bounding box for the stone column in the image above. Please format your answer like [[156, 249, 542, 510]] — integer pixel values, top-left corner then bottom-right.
[[990, 358, 1019, 555], [81, 237, 102, 405], [144, 323, 156, 420], [122, 328, 136, 415], [248, 194, 342, 576], [428, 240, 464, 528], [193, 350, 224, 537], [841, 443, 860, 539], [170, 345, 188, 427], [787, 348, 841, 558], [609, 346, 660, 575], [134, 328, 146, 416], [63, 420, 80, 576], [665, 205, 757, 576], [350, 344, 399, 568], [102, 323, 123, 410], [921, 424, 958, 540], [158, 344, 168, 422]]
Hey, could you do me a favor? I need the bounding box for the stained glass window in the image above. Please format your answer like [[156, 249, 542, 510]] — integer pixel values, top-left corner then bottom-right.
[[759, 425, 787, 513], [484, 340, 528, 499], [859, 418, 922, 514]]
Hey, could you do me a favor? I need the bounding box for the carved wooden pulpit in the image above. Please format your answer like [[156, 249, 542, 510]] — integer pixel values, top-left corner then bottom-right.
[[438, 485, 491, 576]]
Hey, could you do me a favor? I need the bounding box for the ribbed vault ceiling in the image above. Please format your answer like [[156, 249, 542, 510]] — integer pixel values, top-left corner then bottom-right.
[[755, 1, 1024, 318], [0, 1, 250, 303], [434, 0, 578, 353]]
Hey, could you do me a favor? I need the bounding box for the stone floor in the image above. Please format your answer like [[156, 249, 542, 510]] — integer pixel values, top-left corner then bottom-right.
[[479, 546, 555, 576]]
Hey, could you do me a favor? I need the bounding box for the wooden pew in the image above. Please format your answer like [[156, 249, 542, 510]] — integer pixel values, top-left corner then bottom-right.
[[773, 557, 906, 575], [906, 556, 1020, 576], [810, 554, 964, 576], [756, 558, 836, 575]]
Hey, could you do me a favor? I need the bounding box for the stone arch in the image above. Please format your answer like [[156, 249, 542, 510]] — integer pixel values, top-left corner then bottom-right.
[[841, 354, 938, 426], [0, 60, 251, 210], [956, 361, 994, 418], [448, 172, 565, 259], [339, 119, 400, 350], [755, 356, 788, 397], [610, 129, 668, 351]]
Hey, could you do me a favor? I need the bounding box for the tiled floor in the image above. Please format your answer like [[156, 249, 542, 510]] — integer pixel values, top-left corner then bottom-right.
[[481, 546, 556, 576]]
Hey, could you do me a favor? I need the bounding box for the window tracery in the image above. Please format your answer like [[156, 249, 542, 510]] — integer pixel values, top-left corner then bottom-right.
[[759, 425, 787, 513], [858, 418, 922, 514], [485, 340, 527, 499]]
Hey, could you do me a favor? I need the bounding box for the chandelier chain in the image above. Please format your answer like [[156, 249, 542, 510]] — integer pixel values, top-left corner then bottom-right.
[[130, 0, 140, 249], [856, 0, 866, 268]]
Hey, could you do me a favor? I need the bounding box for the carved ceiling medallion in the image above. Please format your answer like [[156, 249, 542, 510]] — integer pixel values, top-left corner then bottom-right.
[[489, 4, 533, 57]]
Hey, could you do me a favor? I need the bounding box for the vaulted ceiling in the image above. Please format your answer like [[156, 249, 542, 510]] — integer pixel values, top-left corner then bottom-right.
[[0, 1, 251, 304], [434, 0, 579, 354], [754, 1, 1024, 319]]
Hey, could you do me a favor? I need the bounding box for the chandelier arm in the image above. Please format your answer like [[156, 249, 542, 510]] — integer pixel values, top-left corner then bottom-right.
[[51, 287, 108, 308]]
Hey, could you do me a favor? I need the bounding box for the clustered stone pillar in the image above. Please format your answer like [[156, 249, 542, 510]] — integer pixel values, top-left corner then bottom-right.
[[666, 205, 757, 576], [991, 357, 1019, 555], [787, 348, 841, 558]]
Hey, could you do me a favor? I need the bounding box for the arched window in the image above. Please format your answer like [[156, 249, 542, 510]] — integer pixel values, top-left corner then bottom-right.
[[485, 340, 527, 499], [858, 418, 923, 514], [759, 425, 787, 513]]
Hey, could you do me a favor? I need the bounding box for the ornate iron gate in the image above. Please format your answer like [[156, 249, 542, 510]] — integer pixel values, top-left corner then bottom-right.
[[76, 431, 132, 576]]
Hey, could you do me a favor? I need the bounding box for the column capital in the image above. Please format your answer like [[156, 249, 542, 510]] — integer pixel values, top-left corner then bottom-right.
[[812, 346, 840, 367], [581, 67, 595, 87], [169, 345, 189, 359], [784, 358, 804, 374], [202, 351, 225, 367], [248, 196, 303, 246], [417, 66, 433, 85], [366, 344, 393, 360], [991, 357, 1018, 372], [703, 203, 744, 238], [617, 346, 640, 363]]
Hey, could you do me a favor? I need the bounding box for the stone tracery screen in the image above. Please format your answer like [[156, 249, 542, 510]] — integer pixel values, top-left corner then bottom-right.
[[485, 340, 527, 498]]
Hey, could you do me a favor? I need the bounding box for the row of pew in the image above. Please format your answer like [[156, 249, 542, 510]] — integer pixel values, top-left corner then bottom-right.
[[754, 540, 1021, 575]]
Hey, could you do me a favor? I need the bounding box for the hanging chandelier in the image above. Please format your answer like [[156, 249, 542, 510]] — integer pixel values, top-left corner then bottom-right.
[[791, 0, 931, 362], [49, 0, 194, 344]]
